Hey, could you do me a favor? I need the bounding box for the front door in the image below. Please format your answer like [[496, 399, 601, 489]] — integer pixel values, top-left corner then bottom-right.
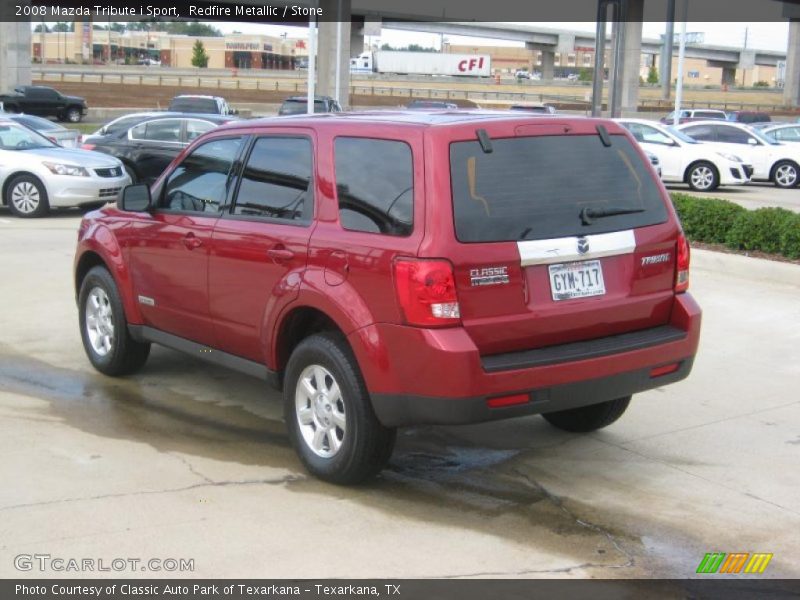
[[129, 135, 246, 346], [127, 118, 186, 184], [209, 133, 315, 362]]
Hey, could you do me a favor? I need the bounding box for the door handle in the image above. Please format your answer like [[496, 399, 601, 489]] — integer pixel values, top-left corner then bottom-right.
[[182, 233, 203, 250], [267, 246, 294, 262]]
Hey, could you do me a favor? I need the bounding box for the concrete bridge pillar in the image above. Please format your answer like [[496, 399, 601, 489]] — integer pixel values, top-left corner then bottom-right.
[[0, 22, 31, 94], [316, 0, 352, 108], [784, 19, 800, 108]]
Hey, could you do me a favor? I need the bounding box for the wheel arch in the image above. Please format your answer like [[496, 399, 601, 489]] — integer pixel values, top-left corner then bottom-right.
[[1, 171, 49, 206], [683, 159, 719, 184], [271, 305, 349, 380]]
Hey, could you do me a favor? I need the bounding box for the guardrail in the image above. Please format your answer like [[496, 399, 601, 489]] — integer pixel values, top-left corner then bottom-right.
[[31, 70, 798, 114]]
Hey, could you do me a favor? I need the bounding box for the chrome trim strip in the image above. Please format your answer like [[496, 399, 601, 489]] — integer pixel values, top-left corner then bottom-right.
[[517, 230, 636, 266]]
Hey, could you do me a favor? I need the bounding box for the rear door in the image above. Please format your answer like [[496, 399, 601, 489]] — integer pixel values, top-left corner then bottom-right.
[[441, 122, 677, 356], [128, 118, 186, 183], [209, 131, 315, 362]]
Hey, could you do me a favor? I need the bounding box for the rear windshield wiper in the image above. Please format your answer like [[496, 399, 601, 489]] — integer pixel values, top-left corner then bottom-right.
[[580, 206, 644, 226]]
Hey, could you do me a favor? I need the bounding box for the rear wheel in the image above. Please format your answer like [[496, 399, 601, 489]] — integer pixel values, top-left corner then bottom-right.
[[64, 107, 83, 123], [687, 162, 719, 191], [78, 266, 150, 376], [5, 175, 49, 218], [542, 396, 631, 433], [284, 333, 396, 484], [772, 161, 798, 188]]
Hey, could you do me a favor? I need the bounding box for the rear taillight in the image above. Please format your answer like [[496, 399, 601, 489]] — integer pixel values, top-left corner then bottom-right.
[[81, 143, 95, 150], [675, 233, 690, 293], [393, 258, 461, 327]]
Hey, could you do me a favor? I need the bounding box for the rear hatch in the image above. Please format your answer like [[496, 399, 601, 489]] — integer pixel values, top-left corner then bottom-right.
[[445, 121, 678, 357]]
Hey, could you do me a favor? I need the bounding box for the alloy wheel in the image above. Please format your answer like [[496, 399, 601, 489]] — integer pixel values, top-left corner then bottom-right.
[[295, 364, 346, 458], [691, 166, 714, 190], [85, 287, 115, 356], [10, 182, 40, 214], [775, 164, 797, 187]]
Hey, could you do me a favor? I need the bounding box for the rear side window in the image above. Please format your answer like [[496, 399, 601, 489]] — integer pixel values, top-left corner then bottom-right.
[[131, 119, 182, 143], [232, 137, 313, 222], [334, 137, 413, 236], [450, 134, 667, 243]]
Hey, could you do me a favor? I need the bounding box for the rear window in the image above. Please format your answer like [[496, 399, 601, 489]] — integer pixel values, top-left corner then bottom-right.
[[170, 98, 217, 113], [450, 134, 667, 243]]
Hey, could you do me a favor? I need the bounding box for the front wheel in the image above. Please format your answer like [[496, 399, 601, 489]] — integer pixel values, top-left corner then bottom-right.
[[772, 161, 799, 188], [687, 162, 719, 191], [78, 266, 150, 376], [284, 333, 396, 484], [6, 175, 49, 218], [542, 396, 631, 433]]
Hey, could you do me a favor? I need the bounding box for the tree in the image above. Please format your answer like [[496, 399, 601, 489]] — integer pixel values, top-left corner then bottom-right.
[[578, 68, 593, 82], [33, 24, 50, 33], [191, 40, 209, 68], [52, 22, 72, 32], [647, 65, 659, 84]]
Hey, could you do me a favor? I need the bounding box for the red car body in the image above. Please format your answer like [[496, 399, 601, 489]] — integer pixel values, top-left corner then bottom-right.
[[75, 112, 701, 429]]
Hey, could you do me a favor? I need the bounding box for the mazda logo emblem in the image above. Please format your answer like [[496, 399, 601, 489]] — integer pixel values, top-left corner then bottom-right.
[[577, 237, 590, 255]]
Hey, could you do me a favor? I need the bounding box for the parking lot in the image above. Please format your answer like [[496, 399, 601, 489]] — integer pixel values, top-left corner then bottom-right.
[[1, 211, 798, 579], [671, 182, 800, 213]]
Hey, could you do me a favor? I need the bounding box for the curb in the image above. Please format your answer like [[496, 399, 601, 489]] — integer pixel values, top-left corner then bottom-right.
[[692, 247, 800, 288]]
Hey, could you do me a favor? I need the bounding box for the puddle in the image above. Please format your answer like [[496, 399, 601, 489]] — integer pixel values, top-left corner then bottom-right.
[[0, 347, 653, 575]]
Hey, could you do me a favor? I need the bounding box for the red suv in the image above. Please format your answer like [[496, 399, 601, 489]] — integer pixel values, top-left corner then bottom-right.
[[74, 112, 701, 484]]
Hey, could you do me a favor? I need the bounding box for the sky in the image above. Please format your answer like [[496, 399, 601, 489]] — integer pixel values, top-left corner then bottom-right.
[[209, 21, 791, 53]]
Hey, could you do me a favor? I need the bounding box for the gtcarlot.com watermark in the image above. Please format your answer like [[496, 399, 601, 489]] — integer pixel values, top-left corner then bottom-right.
[[14, 553, 194, 573]]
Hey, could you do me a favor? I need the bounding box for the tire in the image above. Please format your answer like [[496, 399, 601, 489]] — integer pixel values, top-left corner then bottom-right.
[[122, 164, 139, 184], [65, 107, 83, 123], [687, 162, 719, 191], [772, 160, 799, 188], [5, 174, 50, 218], [542, 396, 631, 433], [78, 266, 150, 376], [284, 333, 396, 484]]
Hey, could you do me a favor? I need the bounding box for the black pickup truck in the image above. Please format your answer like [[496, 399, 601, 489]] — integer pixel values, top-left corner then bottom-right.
[[0, 86, 87, 123]]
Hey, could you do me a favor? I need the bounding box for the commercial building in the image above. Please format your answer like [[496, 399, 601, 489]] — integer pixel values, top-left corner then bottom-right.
[[31, 27, 308, 70]]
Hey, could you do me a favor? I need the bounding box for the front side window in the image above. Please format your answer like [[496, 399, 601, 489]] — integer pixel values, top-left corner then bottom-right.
[[334, 137, 414, 237], [162, 137, 243, 214], [682, 125, 715, 141], [185, 119, 217, 142], [232, 136, 313, 222]]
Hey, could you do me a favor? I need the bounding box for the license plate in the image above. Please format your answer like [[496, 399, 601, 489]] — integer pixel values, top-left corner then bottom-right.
[[548, 260, 606, 301]]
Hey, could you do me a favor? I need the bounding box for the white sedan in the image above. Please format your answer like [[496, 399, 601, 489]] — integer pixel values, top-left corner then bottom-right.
[[677, 121, 800, 188], [616, 118, 751, 192], [761, 123, 800, 145], [0, 118, 130, 217]]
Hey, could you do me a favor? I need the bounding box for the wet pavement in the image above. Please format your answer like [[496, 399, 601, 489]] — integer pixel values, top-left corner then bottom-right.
[[1, 211, 799, 579]]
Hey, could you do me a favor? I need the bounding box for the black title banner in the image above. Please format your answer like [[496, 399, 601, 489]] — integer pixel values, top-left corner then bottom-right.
[[2, 0, 799, 23]]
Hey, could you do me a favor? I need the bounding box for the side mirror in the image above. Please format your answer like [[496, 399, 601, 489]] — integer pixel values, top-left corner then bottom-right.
[[747, 138, 758, 145], [118, 184, 151, 212]]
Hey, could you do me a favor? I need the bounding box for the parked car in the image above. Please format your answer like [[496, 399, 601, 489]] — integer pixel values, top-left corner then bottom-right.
[[0, 118, 129, 217], [81, 113, 236, 185], [406, 100, 458, 109], [168, 95, 237, 116], [677, 121, 800, 188], [84, 111, 166, 140], [618, 118, 752, 191], [0, 85, 87, 123], [760, 123, 800, 144], [660, 109, 727, 125], [725, 111, 771, 125], [509, 103, 557, 115], [74, 112, 701, 483], [278, 95, 342, 116], [0, 112, 81, 147], [515, 69, 531, 80]]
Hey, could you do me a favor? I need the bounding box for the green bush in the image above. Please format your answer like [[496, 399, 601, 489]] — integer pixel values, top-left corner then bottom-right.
[[669, 193, 800, 260], [670, 193, 746, 244]]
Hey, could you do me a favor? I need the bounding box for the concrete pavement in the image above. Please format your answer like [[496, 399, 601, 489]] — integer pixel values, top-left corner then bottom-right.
[[671, 181, 800, 213], [0, 211, 798, 579]]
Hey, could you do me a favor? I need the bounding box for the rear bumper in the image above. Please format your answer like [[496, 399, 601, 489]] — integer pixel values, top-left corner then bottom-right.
[[372, 358, 694, 426], [350, 293, 701, 428]]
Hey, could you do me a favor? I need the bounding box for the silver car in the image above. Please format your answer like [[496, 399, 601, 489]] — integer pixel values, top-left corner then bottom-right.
[[0, 119, 130, 218], [0, 112, 81, 147]]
